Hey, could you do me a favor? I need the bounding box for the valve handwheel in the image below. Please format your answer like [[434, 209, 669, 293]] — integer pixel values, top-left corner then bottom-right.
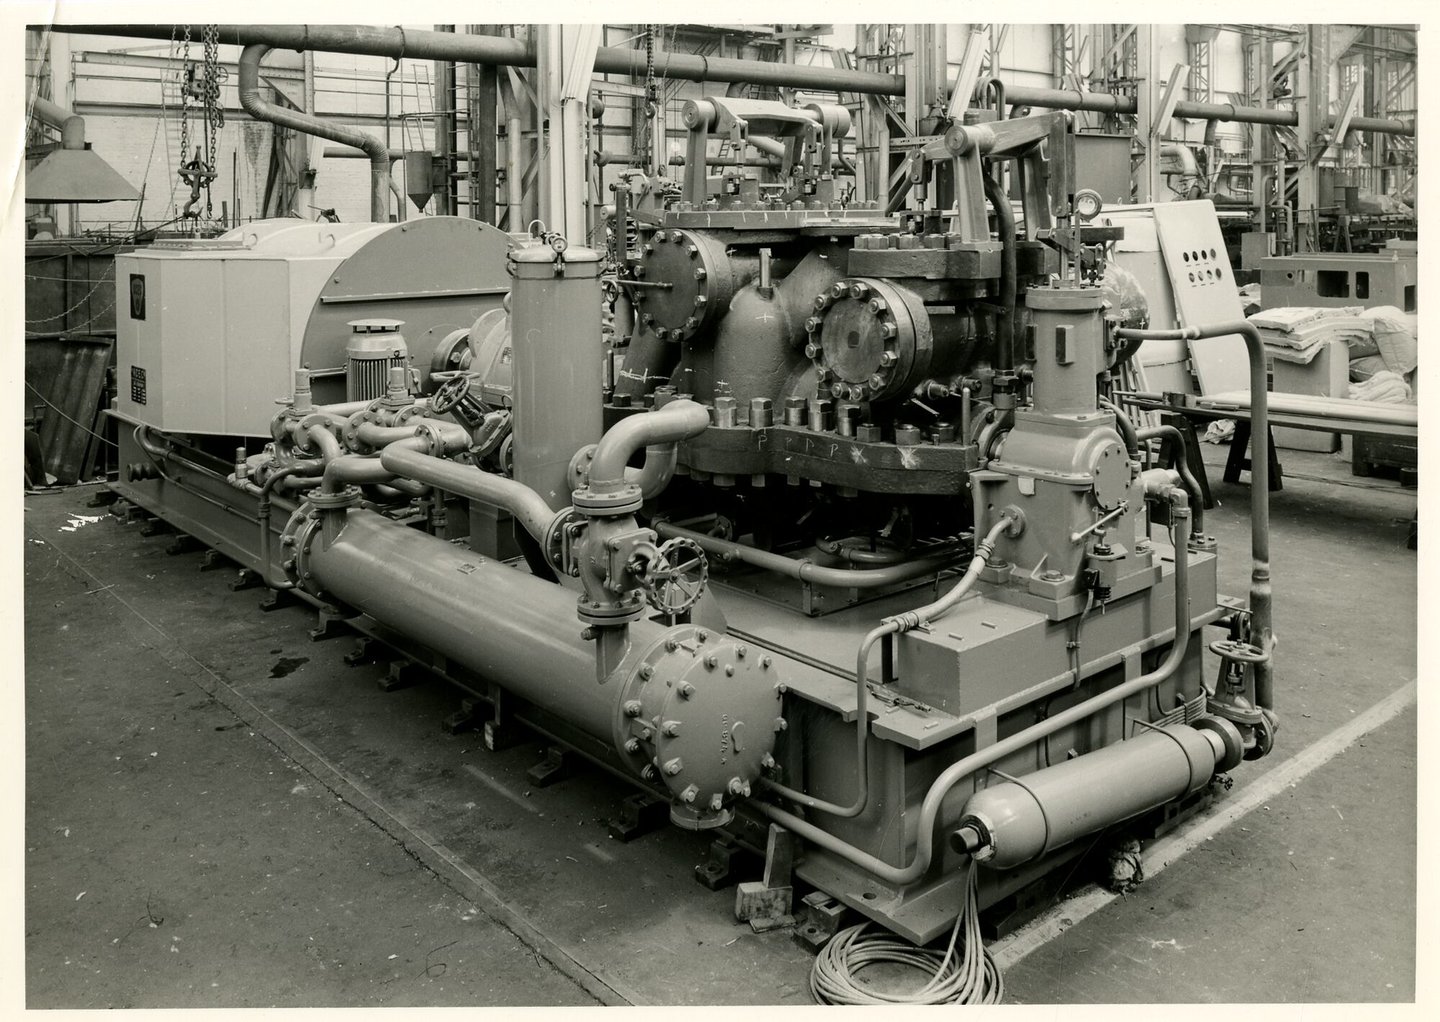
[[1208, 638, 1270, 665], [642, 537, 709, 615], [429, 372, 472, 415]]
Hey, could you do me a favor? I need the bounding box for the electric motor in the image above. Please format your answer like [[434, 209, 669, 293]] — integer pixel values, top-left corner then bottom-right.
[[345, 319, 409, 402]]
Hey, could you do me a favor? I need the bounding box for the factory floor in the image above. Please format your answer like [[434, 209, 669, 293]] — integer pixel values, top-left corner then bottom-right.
[[20, 436, 1420, 1008]]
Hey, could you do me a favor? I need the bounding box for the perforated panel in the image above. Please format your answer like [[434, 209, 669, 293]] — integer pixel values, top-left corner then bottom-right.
[[1151, 201, 1249, 395]]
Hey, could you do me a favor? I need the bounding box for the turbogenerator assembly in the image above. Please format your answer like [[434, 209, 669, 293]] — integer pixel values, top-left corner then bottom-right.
[[110, 93, 1279, 996]]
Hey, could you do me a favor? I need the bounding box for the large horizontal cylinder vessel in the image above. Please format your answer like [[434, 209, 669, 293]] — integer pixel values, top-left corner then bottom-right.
[[294, 506, 784, 829], [304, 507, 629, 736], [958, 722, 1233, 870], [510, 240, 603, 509]]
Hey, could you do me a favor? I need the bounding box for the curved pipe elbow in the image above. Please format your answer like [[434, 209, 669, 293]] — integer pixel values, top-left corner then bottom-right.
[[379, 444, 557, 543], [588, 399, 710, 492], [240, 43, 389, 220], [624, 443, 679, 500]]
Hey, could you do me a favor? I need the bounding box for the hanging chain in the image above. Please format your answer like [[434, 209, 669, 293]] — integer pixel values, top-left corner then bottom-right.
[[177, 25, 191, 169], [641, 25, 658, 169], [202, 24, 223, 218]]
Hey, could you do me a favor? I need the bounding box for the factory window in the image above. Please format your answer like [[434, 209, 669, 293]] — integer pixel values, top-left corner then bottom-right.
[[1315, 270, 1350, 298], [1404, 285, 1416, 313]]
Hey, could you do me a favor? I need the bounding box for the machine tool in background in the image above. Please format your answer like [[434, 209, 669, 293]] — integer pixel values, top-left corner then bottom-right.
[[107, 89, 1277, 1004]]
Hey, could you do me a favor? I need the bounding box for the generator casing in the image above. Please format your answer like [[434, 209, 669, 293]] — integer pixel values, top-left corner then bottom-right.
[[116, 217, 514, 435]]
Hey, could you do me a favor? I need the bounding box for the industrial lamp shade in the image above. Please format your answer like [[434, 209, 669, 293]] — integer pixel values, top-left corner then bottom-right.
[[26, 145, 140, 204]]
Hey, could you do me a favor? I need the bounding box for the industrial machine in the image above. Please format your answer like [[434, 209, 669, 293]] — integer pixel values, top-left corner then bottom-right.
[[109, 94, 1278, 998]]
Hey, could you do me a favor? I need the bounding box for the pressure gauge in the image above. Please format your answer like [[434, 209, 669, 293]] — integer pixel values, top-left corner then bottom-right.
[[1074, 189, 1103, 222]]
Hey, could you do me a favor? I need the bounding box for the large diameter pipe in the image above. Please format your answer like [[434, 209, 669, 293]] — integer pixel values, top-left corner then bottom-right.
[[1116, 321, 1272, 711], [31, 95, 85, 149], [64, 25, 906, 98], [993, 83, 1413, 137], [957, 722, 1233, 870], [510, 239, 603, 509], [59, 25, 1414, 138], [238, 43, 390, 222]]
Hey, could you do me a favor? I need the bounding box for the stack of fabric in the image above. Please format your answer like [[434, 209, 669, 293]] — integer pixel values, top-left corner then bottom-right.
[[1247, 306, 1374, 365]]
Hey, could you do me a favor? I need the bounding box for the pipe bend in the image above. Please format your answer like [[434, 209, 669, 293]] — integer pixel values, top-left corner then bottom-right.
[[379, 443, 557, 542], [588, 399, 710, 493], [239, 43, 390, 221], [624, 443, 680, 500]]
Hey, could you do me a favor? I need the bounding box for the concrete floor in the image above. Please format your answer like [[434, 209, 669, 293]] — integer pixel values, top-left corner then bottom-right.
[[21, 436, 1419, 1006]]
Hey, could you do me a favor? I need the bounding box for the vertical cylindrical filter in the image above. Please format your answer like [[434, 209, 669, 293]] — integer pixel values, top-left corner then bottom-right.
[[345, 319, 409, 402], [1024, 287, 1106, 416], [509, 239, 603, 508]]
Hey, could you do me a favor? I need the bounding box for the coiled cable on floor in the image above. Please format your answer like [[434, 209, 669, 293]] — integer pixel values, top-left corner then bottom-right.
[[809, 861, 1003, 1005]]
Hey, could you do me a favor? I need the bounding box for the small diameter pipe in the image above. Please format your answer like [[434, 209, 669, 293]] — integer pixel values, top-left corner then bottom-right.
[[355, 418, 470, 451], [257, 466, 306, 590], [1116, 321, 1271, 711], [1097, 395, 1139, 456], [755, 493, 1192, 884], [589, 400, 711, 493], [379, 444, 558, 543], [321, 438, 427, 495], [981, 172, 1017, 371], [760, 516, 1013, 820], [655, 523, 961, 591], [1135, 423, 1207, 537]]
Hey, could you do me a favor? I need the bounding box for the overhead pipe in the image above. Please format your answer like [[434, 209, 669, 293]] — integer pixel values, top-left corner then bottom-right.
[[238, 43, 390, 222], [60, 25, 1414, 138], [32, 96, 87, 149]]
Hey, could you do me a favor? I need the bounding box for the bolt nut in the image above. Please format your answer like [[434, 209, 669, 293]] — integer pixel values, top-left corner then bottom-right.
[[696, 629, 709, 641], [829, 282, 848, 298], [680, 784, 699, 803], [703, 653, 718, 669], [664, 757, 684, 775], [710, 793, 725, 811], [736, 645, 747, 658], [760, 655, 772, 669], [805, 316, 823, 333], [624, 700, 643, 718], [677, 681, 695, 699], [624, 738, 641, 754], [694, 267, 707, 280], [868, 298, 888, 314], [774, 716, 788, 732], [761, 753, 777, 770], [805, 343, 820, 359], [724, 665, 735, 677], [879, 350, 898, 367], [639, 664, 654, 679], [641, 764, 657, 780], [662, 721, 681, 737], [664, 637, 679, 652], [727, 777, 746, 795]]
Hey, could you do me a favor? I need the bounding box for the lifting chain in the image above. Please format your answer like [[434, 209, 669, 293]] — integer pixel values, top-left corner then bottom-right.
[[202, 25, 226, 219], [640, 25, 658, 168], [177, 25, 191, 170]]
